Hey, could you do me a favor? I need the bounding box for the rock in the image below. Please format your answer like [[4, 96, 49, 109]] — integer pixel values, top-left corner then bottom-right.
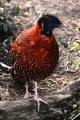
[[0, 80, 80, 120]]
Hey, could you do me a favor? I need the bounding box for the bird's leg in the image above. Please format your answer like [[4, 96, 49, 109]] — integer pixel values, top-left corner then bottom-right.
[[33, 81, 48, 112], [24, 81, 31, 99]]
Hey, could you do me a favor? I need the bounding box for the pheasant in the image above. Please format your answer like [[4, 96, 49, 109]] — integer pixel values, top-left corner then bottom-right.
[[10, 14, 61, 111]]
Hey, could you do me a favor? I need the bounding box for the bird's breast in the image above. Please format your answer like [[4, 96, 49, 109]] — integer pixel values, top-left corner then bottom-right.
[[11, 30, 59, 81]]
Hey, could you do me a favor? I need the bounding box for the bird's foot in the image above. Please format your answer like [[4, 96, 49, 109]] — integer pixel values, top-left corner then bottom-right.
[[23, 82, 33, 99], [34, 94, 48, 112], [23, 91, 32, 99]]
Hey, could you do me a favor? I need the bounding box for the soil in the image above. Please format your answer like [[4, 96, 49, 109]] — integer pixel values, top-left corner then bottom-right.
[[0, 0, 80, 110]]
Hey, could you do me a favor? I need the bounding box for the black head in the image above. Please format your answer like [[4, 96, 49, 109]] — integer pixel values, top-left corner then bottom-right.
[[38, 14, 61, 37]]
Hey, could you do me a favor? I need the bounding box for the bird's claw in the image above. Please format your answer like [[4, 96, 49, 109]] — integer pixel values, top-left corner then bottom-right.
[[23, 92, 32, 99], [34, 95, 48, 112], [23, 93, 28, 99]]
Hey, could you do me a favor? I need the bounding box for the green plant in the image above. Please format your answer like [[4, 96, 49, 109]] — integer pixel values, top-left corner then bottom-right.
[[12, 6, 21, 15], [0, 0, 13, 42], [0, 15, 13, 32], [0, 12, 13, 42]]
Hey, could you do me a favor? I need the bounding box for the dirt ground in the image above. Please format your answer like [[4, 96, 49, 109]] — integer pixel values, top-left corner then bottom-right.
[[0, 0, 80, 102]]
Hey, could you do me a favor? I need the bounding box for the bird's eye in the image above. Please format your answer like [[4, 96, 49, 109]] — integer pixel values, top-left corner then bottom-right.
[[48, 18, 53, 26], [48, 18, 53, 23]]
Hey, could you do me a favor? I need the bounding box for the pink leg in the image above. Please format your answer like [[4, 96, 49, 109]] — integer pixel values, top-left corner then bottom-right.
[[33, 82, 48, 112], [23, 82, 31, 99]]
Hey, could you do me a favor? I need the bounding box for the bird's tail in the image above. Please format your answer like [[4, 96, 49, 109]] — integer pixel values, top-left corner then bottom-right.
[[0, 62, 12, 70]]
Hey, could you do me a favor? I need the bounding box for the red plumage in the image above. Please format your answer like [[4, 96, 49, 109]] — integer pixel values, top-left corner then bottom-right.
[[10, 14, 61, 111], [11, 24, 59, 81]]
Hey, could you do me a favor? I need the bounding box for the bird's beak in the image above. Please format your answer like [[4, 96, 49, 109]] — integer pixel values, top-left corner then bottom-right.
[[59, 23, 64, 27], [57, 23, 63, 29]]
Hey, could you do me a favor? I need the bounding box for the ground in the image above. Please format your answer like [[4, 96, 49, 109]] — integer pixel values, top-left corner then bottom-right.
[[0, 0, 80, 118]]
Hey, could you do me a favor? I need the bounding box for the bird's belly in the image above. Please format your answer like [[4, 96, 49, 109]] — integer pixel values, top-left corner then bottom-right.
[[14, 53, 57, 82]]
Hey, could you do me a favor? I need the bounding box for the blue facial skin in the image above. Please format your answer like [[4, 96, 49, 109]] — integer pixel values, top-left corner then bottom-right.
[[45, 18, 60, 36], [39, 15, 61, 37]]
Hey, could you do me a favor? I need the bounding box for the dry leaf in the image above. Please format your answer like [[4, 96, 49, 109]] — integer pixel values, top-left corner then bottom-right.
[[70, 42, 79, 51], [77, 50, 80, 55]]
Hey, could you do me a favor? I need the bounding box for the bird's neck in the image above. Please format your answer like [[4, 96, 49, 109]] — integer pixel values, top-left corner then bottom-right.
[[35, 23, 52, 37], [41, 30, 52, 37]]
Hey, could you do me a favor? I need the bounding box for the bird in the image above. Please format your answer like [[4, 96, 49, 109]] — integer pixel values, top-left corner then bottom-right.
[[10, 14, 61, 112]]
